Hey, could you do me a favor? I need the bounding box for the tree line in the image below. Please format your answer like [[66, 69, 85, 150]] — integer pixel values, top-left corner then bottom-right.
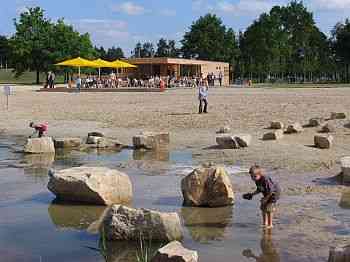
[[1, 1, 350, 84]]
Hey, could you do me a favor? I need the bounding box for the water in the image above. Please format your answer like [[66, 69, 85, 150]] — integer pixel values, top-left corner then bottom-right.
[[0, 136, 348, 261]]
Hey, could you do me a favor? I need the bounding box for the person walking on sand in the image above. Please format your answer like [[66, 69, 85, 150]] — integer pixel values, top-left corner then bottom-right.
[[29, 122, 48, 138], [243, 165, 281, 229], [198, 79, 208, 114]]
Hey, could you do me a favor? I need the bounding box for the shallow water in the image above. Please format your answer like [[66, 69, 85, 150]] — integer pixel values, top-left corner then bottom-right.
[[0, 137, 349, 261]]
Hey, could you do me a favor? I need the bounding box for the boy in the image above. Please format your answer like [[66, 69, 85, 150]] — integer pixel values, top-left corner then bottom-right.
[[198, 80, 208, 114], [243, 165, 281, 229], [29, 122, 48, 138]]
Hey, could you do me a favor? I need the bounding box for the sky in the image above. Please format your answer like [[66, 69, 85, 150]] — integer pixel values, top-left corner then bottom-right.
[[1, 0, 350, 56]]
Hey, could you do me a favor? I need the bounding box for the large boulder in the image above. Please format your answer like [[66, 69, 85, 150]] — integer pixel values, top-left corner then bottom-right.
[[321, 123, 336, 133], [47, 167, 132, 205], [331, 112, 346, 120], [328, 246, 350, 262], [24, 137, 55, 154], [133, 132, 170, 150], [54, 137, 81, 148], [285, 123, 303, 134], [270, 121, 284, 130], [88, 131, 104, 137], [341, 157, 350, 183], [151, 241, 198, 262], [181, 166, 234, 207], [102, 205, 183, 241], [85, 136, 123, 149], [263, 130, 284, 141], [314, 135, 333, 149], [216, 134, 251, 149]]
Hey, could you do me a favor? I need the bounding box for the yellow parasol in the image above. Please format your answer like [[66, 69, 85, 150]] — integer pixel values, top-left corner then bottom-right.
[[55, 57, 99, 76], [92, 58, 116, 78], [110, 60, 137, 68]]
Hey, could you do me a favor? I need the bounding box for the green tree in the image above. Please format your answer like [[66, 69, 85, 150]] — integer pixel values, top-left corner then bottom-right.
[[0, 35, 11, 68], [10, 7, 53, 83], [155, 38, 179, 57], [332, 19, 350, 82], [105, 46, 124, 60], [181, 14, 238, 63]]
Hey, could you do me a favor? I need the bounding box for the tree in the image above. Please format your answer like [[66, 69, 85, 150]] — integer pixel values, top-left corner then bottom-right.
[[332, 19, 350, 82], [10, 7, 53, 83], [0, 35, 11, 68], [142, 42, 155, 57], [10, 7, 96, 84], [155, 38, 180, 57], [105, 46, 124, 60], [132, 42, 142, 58], [181, 14, 238, 63]]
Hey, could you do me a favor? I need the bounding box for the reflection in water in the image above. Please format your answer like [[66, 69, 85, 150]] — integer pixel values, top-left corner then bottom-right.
[[181, 206, 233, 243], [22, 153, 55, 179], [133, 149, 170, 162], [339, 191, 350, 209], [48, 201, 106, 233], [242, 231, 280, 262]]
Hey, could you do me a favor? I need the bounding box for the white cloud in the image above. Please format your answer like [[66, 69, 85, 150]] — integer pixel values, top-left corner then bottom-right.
[[72, 19, 130, 47], [312, 0, 350, 10], [217, 0, 274, 14], [112, 2, 146, 15]]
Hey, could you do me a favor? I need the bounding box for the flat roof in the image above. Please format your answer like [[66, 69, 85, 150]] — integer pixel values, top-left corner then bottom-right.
[[126, 57, 229, 66]]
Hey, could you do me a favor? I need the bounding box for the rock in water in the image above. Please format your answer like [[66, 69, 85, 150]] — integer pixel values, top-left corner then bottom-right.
[[263, 130, 284, 140], [270, 121, 284, 130], [181, 166, 234, 207], [285, 123, 303, 134], [321, 123, 335, 133], [216, 134, 251, 149], [47, 167, 132, 205], [151, 241, 198, 262], [314, 135, 333, 149], [216, 126, 231, 134], [331, 112, 346, 120], [24, 137, 55, 154], [133, 132, 170, 150], [102, 205, 183, 241], [341, 157, 350, 183], [308, 118, 323, 127], [54, 137, 81, 148], [216, 135, 238, 149], [234, 134, 252, 147], [328, 246, 350, 262]]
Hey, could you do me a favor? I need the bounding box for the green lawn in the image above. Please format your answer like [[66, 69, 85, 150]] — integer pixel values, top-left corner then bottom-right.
[[0, 69, 64, 85]]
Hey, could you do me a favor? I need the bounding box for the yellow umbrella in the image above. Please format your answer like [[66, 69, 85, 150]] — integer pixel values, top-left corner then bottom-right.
[[55, 57, 99, 76], [109, 60, 137, 68], [92, 58, 116, 78]]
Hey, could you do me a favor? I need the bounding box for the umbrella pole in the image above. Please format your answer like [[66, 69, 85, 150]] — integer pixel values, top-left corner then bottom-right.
[[99, 68, 101, 79], [79, 66, 81, 77]]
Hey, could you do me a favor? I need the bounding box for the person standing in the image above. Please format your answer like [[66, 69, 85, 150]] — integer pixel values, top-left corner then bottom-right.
[[76, 75, 82, 92], [198, 79, 209, 114], [219, 71, 223, 87], [50, 71, 55, 88]]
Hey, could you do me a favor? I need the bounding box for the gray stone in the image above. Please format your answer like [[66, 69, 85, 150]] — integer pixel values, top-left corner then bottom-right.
[[24, 137, 55, 154], [216, 126, 231, 134], [181, 166, 234, 207], [102, 205, 183, 241], [151, 241, 198, 262], [328, 246, 350, 262], [88, 132, 104, 137], [321, 123, 336, 133], [331, 112, 346, 120], [133, 132, 170, 150], [270, 121, 284, 130], [341, 157, 350, 183], [285, 123, 303, 134], [85, 136, 123, 149], [234, 134, 252, 148], [263, 130, 284, 140], [308, 118, 324, 127], [216, 135, 238, 149], [47, 167, 132, 205], [54, 137, 81, 148], [314, 135, 333, 149]]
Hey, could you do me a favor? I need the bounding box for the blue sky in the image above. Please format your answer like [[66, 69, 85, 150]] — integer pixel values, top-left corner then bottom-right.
[[1, 0, 350, 56]]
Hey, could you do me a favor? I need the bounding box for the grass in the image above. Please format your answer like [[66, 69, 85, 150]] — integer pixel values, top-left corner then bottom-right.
[[136, 234, 162, 262], [0, 69, 64, 85]]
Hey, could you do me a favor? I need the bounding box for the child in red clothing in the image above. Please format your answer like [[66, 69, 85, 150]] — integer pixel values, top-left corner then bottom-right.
[[29, 122, 48, 138]]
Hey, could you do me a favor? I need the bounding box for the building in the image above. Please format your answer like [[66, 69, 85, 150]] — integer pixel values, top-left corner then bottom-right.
[[126, 57, 230, 86]]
